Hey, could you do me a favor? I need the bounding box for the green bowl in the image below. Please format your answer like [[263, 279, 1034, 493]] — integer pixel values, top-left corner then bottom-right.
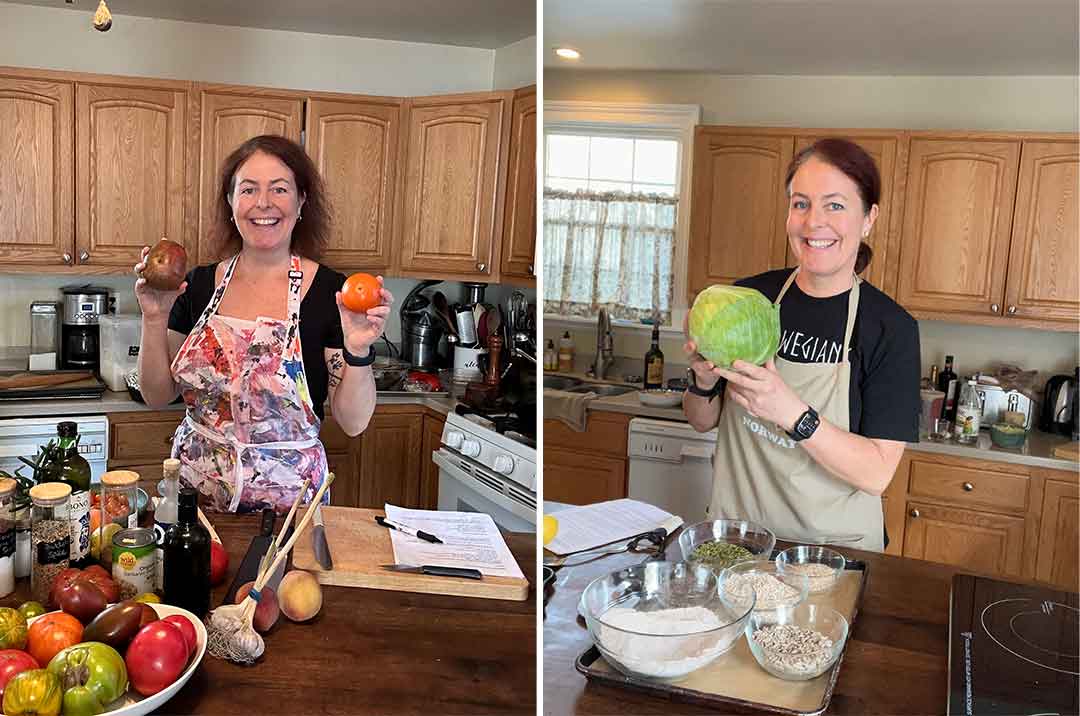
[[990, 423, 1027, 449]]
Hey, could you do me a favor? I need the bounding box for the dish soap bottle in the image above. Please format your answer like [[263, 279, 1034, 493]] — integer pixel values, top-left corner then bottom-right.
[[955, 379, 981, 444], [557, 331, 575, 373], [163, 488, 211, 617], [643, 324, 664, 390]]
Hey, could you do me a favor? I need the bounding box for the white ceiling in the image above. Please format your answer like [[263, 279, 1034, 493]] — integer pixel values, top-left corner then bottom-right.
[[8, 0, 535, 48], [544, 0, 1080, 75]]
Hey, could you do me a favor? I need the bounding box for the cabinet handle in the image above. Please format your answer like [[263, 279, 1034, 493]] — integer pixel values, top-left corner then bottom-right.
[[79, 251, 90, 262], [1007, 305, 1017, 315], [62, 253, 72, 265], [962, 482, 974, 492], [476, 263, 487, 272], [909, 508, 920, 518], [990, 303, 999, 313]]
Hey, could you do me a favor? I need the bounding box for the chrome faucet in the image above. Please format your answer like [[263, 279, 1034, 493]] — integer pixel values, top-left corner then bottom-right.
[[591, 309, 615, 380]]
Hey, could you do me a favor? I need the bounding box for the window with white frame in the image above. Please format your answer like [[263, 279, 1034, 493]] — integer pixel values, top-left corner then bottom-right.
[[542, 102, 700, 329]]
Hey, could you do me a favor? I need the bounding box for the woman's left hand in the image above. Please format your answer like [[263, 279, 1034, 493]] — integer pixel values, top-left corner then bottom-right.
[[716, 359, 807, 431], [336, 277, 394, 355]]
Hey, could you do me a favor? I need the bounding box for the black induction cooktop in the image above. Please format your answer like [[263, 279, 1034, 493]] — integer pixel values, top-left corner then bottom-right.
[[949, 574, 1078, 716]]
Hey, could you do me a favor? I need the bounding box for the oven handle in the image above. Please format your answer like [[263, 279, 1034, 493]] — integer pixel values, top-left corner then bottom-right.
[[433, 448, 472, 479]]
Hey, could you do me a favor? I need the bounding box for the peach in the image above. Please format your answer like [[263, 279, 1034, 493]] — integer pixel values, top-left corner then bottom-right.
[[235, 581, 280, 633], [277, 570, 322, 622]]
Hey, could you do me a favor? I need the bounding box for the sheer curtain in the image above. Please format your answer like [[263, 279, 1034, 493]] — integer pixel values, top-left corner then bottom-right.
[[542, 189, 678, 324]]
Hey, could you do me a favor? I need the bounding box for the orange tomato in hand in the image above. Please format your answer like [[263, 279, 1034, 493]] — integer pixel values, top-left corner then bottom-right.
[[27, 612, 82, 667], [340, 273, 380, 313]]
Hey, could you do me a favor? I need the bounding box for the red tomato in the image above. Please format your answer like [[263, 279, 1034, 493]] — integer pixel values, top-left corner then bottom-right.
[[161, 615, 197, 658], [125, 621, 188, 696], [26, 613, 82, 667], [340, 273, 380, 313], [0, 650, 38, 701]]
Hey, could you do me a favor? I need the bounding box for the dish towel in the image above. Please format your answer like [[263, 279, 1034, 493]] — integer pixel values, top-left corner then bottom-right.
[[543, 389, 598, 432]]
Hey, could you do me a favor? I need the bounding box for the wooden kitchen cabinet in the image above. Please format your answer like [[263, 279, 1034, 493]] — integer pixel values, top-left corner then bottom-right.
[[1034, 472, 1079, 590], [397, 91, 513, 282], [420, 413, 446, 510], [543, 412, 631, 505], [107, 410, 184, 468], [356, 406, 424, 509], [0, 73, 74, 267], [688, 129, 794, 298], [321, 415, 359, 509], [305, 96, 403, 273], [903, 500, 1027, 577], [76, 80, 191, 269], [1003, 140, 1080, 324], [196, 86, 304, 263], [498, 85, 537, 285]]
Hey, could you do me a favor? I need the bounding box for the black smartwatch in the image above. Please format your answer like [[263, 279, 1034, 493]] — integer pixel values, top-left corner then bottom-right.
[[342, 345, 376, 367], [787, 405, 820, 442], [685, 368, 722, 401]]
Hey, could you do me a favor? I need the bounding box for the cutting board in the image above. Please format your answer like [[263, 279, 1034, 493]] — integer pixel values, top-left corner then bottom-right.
[[1052, 441, 1079, 461], [291, 507, 530, 601]]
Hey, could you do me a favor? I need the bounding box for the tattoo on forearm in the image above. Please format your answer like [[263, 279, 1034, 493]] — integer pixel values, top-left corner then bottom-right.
[[327, 352, 344, 389]]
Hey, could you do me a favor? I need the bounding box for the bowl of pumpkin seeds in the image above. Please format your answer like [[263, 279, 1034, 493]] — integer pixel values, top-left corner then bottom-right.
[[678, 519, 776, 573]]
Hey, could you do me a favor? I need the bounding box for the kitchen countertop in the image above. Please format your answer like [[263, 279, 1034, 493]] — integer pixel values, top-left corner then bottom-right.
[[550, 386, 1079, 471], [0, 389, 456, 419], [543, 534, 1039, 716], [1, 513, 536, 715]]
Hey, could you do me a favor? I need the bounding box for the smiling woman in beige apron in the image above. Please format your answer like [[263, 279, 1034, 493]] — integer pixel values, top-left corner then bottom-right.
[[683, 139, 921, 552]]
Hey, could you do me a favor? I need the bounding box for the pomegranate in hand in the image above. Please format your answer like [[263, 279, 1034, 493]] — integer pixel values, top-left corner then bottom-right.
[[143, 239, 188, 290]]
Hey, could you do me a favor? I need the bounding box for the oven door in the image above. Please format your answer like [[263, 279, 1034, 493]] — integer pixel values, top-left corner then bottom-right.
[[434, 448, 536, 533]]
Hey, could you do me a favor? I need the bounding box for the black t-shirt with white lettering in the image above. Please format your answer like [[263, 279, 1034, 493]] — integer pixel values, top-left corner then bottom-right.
[[733, 268, 920, 443]]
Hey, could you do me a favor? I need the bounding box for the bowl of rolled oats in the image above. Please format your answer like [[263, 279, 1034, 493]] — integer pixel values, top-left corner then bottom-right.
[[746, 603, 848, 681], [775, 545, 846, 594], [718, 560, 808, 624]]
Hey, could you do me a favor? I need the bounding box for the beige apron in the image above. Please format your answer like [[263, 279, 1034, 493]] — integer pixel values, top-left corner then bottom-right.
[[708, 268, 884, 552]]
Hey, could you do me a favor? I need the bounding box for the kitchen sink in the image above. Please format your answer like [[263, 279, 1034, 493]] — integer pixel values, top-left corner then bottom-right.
[[544, 376, 584, 391], [566, 384, 636, 397]]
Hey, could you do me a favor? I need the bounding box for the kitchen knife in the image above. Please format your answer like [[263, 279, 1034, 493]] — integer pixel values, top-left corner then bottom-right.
[[380, 564, 483, 580], [224, 508, 276, 604], [312, 503, 333, 570]]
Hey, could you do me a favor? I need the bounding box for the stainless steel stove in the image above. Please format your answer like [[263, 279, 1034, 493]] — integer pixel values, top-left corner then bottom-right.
[[435, 409, 536, 533]]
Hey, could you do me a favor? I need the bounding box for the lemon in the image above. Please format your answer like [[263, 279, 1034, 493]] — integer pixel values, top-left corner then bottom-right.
[[134, 592, 161, 604], [90, 522, 123, 560], [543, 515, 558, 546]]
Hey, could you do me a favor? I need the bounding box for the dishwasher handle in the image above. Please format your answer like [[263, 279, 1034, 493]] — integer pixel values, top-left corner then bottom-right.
[[679, 444, 714, 461]]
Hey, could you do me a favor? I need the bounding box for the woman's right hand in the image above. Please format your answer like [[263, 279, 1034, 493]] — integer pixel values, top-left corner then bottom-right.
[[134, 246, 186, 323]]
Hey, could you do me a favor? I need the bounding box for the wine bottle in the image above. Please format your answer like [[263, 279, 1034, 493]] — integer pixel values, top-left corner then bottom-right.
[[643, 324, 665, 390], [163, 488, 211, 617], [937, 355, 958, 421]]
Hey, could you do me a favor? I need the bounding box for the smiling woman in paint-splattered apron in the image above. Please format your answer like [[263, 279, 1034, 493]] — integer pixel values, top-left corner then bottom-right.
[[134, 135, 393, 513], [682, 139, 921, 552]]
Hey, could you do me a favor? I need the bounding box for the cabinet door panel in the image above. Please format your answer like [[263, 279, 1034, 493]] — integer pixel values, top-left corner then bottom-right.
[[903, 501, 1025, 577], [399, 93, 510, 279], [544, 448, 626, 505], [688, 132, 793, 298], [306, 98, 401, 272], [499, 86, 537, 283], [198, 90, 303, 262], [76, 83, 188, 267], [896, 139, 1020, 316], [357, 412, 423, 509], [1035, 480, 1079, 590], [420, 415, 445, 510], [0, 76, 73, 265], [1004, 140, 1080, 323]]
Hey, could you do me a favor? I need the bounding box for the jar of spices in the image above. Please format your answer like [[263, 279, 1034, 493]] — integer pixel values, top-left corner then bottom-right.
[[30, 482, 72, 605], [0, 478, 16, 598]]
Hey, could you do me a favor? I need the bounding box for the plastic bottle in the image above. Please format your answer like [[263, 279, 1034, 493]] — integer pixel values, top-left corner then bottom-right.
[[956, 379, 982, 443], [557, 331, 575, 373]]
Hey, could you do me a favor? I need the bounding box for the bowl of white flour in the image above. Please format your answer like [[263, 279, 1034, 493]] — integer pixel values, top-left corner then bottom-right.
[[580, 561, 755, 681]]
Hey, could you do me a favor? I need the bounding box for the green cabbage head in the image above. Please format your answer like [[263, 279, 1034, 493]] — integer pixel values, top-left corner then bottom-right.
[[688, 285, 781, 368]]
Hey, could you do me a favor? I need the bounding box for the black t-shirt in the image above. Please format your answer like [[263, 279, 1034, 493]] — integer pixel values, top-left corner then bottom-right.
[[734, 268, 921, 442], [168, 262, 346, 420]]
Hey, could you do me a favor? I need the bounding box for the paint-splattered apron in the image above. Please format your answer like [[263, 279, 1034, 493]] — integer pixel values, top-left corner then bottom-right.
[[170, 254, 327, 513]]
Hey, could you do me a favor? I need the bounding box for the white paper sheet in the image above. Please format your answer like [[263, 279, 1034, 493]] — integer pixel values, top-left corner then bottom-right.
[[384, 504, 525, 579], [543, 499, 683, 556]]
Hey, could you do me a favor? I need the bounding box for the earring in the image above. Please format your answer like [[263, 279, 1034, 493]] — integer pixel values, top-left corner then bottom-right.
[[297, 211, 302, 222], [230, 216, 235, 224]]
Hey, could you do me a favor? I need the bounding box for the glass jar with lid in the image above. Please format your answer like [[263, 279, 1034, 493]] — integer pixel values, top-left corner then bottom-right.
[[0, 478, 16, 598], [98, 471, 139, 567], [30, 482, 72, 604]]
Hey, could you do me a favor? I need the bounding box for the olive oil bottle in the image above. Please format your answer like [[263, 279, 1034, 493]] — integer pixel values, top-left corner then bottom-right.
[[50, 422, 92, 567], [163, 488, 211, 617]]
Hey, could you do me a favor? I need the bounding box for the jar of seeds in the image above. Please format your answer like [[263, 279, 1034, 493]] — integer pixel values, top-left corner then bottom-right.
[[30, 482, 72, 605], [0, 478, 16, 598]]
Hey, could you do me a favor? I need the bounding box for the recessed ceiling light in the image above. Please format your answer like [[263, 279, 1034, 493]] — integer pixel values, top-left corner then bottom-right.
[[555, 47, 581, 60]]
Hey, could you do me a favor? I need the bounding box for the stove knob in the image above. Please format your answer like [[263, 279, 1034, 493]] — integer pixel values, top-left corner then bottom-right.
[[461, 439, 481, 457], [445, 431, 464, 449], [494, 455, 515, 475]]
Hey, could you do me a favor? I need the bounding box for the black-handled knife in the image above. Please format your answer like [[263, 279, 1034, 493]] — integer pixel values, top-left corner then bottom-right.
[[224, 508, 276, 604], [381, 564, 483, 580]]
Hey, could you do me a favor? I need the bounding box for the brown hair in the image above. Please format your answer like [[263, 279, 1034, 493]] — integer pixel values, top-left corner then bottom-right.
[[209, 135, 331, 261], [785, 138, 880, 274]]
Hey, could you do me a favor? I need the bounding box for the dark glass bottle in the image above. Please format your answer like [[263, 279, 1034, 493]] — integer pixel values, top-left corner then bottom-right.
[[53, 422, 92, 567], [937, 355, 958, 421], [163, 488, 211, 617], [644, 324, 665, 390]]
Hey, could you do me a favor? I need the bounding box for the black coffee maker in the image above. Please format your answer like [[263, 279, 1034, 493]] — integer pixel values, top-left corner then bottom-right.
[[61, 286, 113, 372]]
